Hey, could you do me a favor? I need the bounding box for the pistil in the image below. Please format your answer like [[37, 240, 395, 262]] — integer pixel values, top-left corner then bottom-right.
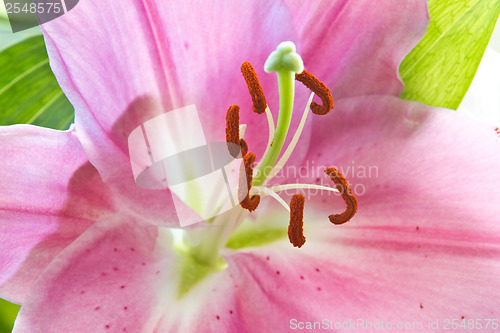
[[253, 42, 305, 186], [253, 71, 294, 185]]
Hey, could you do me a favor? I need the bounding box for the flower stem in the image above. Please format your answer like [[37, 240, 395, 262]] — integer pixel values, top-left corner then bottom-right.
[[253, 69, 295, 186]]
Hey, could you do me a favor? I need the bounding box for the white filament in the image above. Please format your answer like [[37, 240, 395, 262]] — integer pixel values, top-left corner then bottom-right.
[[269, 183, 339, 194], [239, 124, 247, 139], [256, 106, 276, 171], [251, 186, 290, 212], [265, 105, 275, 148]]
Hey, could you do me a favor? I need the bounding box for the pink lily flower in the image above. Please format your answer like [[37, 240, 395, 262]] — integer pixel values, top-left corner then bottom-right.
[[1, 0, 500, 332]]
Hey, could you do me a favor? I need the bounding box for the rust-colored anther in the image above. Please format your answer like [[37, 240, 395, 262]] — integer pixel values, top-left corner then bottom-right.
[[242, 194, 261, 212], [241, 61, 267, 115], [239, 138, 248, 156], [238, 152, 260, 212], [324, 167, 358, 224], [295, 70, 334, 115], [225, 105, 248, 157], [288, 194, 306, 248]]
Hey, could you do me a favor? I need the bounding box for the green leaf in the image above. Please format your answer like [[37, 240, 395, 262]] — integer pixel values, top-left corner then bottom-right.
[[0, 35, 73, 129], [400, 0, 500, 109], [0, 298, 20, 333]]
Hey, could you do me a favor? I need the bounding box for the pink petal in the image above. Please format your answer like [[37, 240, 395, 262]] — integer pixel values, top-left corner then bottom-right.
[[0, 126, 116, 303], [41, 0, 299, 216], [13, 218, 169, 332], [223, 227, 500, 330], [284, 0, 429, 98], [302, 96, 500, 235], [14, 193, 500, 332], [12, 216, 246, 332], [11, 213, 317, 332]]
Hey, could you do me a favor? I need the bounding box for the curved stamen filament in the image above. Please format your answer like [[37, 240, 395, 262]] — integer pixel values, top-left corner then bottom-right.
[[263, 92, 315, 184], [295, 70, 334, 115], [255, 106, 276, 172], [241, 61, 267, 115], [288, 194, 306, 248], [239, 152, 260, 212], [324, 167, 358, 224], [269, 183, 339, 195], [264, 106, 276, 150], [251, 186, 290, 212], [225, 105, 248, 157]]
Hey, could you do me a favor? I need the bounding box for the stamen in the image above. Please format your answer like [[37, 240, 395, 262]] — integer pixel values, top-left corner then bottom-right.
[[295, 70, 333, 115], [288, 194, 306, 248], [241, 62, 267, 115], [225, 105, 248, 157], [324, 167, 358, 224], [238, 152, 260, 212]]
